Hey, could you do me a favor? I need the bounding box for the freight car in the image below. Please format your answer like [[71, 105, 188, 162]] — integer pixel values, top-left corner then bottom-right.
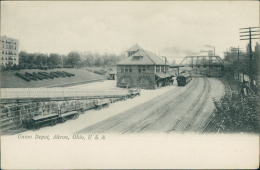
[[177, 72, 192, 86], [22, 111, 79, 130]]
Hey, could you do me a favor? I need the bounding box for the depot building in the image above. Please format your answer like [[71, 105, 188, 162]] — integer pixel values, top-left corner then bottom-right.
[[116, 44, 173, 89]]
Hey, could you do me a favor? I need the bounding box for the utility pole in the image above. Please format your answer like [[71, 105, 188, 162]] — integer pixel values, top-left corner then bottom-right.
[[232, 47, 243, 84], [231, 46, 243, 65], [239, 26, 259, 87], [165, 56, 167, 73], [162, 56, 167, 74]]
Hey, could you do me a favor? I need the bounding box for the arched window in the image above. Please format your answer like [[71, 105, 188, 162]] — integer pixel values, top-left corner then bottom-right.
[[139, 77, 149, 84], [121, 77, 130, 84]]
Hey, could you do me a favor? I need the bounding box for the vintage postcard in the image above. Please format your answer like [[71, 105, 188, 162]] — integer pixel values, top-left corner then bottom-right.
[[1, 1, 259, 169]]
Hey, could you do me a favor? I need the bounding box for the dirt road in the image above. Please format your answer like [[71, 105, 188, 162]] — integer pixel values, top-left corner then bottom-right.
[[77, 77, 225, 134]]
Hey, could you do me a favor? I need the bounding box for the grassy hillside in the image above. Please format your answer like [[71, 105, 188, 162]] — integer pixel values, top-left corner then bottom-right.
[[1, 67, 109, 88]]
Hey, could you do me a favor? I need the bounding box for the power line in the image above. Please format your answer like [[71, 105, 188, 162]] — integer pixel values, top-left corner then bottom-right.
[[239, 26, 260, 86]]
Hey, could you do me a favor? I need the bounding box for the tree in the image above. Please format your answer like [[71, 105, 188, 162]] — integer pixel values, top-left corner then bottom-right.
[[68, 51, 81, 67], [19, 51, 28, 65], [107, 61, 114, 68], [62, 55, 69, 66], [28, 53, 37, 65], [13, 64, 18, 70], [47, 62, 53, 68], [98, 57, 104, 67], [35, 54, 42, 66], [49, 53, 62, 65], [5, 63, 12, 71]]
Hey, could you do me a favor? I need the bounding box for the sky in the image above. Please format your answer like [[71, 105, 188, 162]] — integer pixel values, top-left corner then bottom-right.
[[1, 1, 259, 63]]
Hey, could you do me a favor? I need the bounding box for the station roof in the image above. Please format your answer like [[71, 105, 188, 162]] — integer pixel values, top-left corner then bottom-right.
[[126, 44, 142, 52], [118, 48, 167, 66], [156, 72, 172, 79], [109, 71, 116, 75]]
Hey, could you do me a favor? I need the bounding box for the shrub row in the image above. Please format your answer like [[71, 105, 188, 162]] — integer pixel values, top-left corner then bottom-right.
[[25, 72, 43, 80], [38, 72, 55, 79], [94, 69, 107, 75], [15, 72, 31, 82], [61, 71, 75, 76], [15, 71, 75, 82]]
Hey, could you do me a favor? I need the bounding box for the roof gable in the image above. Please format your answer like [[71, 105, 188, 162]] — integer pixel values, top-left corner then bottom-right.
[[117, 48, 168, 65], [126, 44, 142, 52]]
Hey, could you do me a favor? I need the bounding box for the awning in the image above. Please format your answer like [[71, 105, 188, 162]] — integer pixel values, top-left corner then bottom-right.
[[168, 71, 177, 76], [156, 72, 172, 79], [109, 71, 116, 75]]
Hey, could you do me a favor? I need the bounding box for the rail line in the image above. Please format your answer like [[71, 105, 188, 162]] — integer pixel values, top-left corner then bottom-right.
[[108, 78, 199, 134], [199, 77, 232, 134], [121, 78, 200, 134], [182, 78, 211, 133], [166, 77, 210, 134], [77, 78, 199, 134]]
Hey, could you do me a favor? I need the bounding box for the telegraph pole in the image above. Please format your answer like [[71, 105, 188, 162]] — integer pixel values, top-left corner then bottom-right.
[[231, 47, 243, 65], [239, 27, 260, 86], [232, 47, 243, 84]]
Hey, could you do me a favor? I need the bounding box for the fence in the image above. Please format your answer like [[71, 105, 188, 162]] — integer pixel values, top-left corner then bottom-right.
[[225, 68, 259, 94]]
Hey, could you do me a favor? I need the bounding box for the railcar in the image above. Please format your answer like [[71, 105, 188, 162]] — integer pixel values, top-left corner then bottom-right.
[[22, 111, 79, 130], [177, 73, 192, 86]]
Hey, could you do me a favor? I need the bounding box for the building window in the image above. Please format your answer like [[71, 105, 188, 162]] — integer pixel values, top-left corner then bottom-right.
[[125, 66, 128, 72], [156, 66, 160, 73], [142, 66, 146, 72], [15, 46, 16, 50], [2, 51, 4, 54], [2, 57, 4, 60], [129, 66, 132, 72], [121, 66, 124, 73], [138, 66, 141, 73], [2, 45, 4, 48]]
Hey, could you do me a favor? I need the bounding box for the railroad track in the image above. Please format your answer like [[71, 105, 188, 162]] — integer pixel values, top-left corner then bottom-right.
[[199, 77, 231, 134], [166, 77, 211, 134], [77, 78, 199, 134], [182, 78, 211, 133], [120, 78, 200, 134]]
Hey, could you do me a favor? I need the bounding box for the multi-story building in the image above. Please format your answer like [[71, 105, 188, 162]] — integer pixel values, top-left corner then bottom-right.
[[1, 36, 19, 67], [117, 44, 172, 89]]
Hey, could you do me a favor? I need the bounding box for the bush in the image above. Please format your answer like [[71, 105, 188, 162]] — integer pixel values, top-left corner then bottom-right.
[[212, 91, 259, 133], [13, 64, 18, 70], [40, 66, 48, 70], [28, 64, 38, 69], [63, 65, 73, 68]]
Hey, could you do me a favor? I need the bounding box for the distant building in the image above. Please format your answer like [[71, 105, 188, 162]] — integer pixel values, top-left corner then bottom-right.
[[117, 44, 172, 89], [1, 36, 19, 67]]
